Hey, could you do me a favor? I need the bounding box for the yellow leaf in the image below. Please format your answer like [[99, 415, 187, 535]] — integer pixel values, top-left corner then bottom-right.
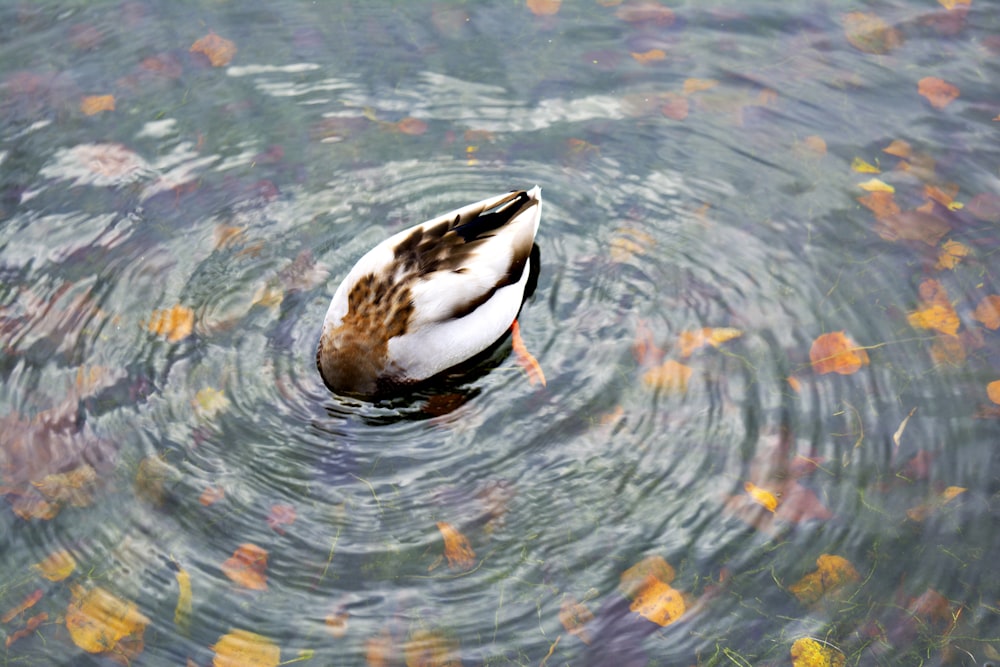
[[858, 178, 894, 193], [907, 304, 960, 336], [938, 0, 971, 8], [191, 33, 237, 67], [436, 522, 476, 571], [642, 359, 692, 393], [65, 584, 149, 654], [403, 628, 461, 667], [988, 380, 1000, 406], [744, 482, 778, 513], [788, 554, 860, 605], [174, 566, 192, 633], [80, 95, 115, 115], [791, 637, 845, 667], [628, 575, 686, 626], [619, 555, 676, 595], [146, 305, 194, 342], [35, 549, 77, 582], [941, 486, 966, 502], [211, 629, 280, 667], [935, 239, 970, 270], [195, 387, 230, 418], [851, 157, 881, 173]]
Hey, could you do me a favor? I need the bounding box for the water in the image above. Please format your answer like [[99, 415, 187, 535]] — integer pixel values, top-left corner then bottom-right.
[[2, 1, 1000, 665]]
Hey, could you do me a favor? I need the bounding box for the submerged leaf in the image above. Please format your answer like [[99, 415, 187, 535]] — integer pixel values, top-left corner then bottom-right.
[[643, 359, 692, 393], [791, 637, 845, 667], [65, 584, 149, 654], [80, 94, 115, 115], [266, 503, 297, 535], [146, 305, 194, 342], [744, 481, 778, 513], [35, 549, 77, 582], [809, 332, 869, 375], [511, 320, 546, 387], [843, 12, 901, 54], [526, 0, 561, 16], [174, 565, 192, 632], [559, 596, 594, 644], [907, 304, 960, 336], [972, 296, 1000, 330], [987, 380, 1000, 406], [629, 575, 686, 627], [788, 554, 860, 605], [5, 612, 48, 648], [935, 239, 970, 270], [191, 33, 237, 67], [436, 522, 475, 571], [677, 327, 743, 358], [212, 629, 279, 667], [221, 544, 268, 590], [2, 590, 43, 624], [403, 628, 461, 667], [918, 77, 960, 109]]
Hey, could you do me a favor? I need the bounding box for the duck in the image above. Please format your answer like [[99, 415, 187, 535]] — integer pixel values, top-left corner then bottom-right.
[[317, 186, 542, 397]]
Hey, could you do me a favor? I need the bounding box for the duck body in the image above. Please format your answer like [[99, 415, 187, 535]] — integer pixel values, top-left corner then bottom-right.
[[317, 187, 542, 397]]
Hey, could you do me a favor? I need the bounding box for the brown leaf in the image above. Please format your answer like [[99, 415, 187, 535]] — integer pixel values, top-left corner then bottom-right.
[[843, 12, 902, 54], [874, 210, 951, 245], [436, 522, 475, 571], [616, 0, 676, 25], [882, 139, 912, 158], [559, 596, 594, 644], [395, 117, 428, 135], [5, 612, 48, 648], [972, 296, 1000, 330], [918, 77, 960, 109], [619, 555, 676, 594], [2, 589, 43, 624], [967, 192, 1000, 222], [221, 544, 268, 590], [191, 33, 237, 67], [642, 359, 693, 393], [858, 191, 900, 221], [266, 503, 296, 535], [660, 92, 689, 120]]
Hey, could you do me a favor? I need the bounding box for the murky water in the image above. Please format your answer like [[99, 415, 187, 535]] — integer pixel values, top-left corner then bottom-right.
[[2, 1, 1000, 665]]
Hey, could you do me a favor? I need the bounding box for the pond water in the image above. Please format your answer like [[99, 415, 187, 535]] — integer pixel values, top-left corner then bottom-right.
[[2, 1, 1000, 665]]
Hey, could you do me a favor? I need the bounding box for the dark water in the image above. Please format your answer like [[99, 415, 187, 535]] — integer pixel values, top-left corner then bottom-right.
[[2, 1, 1000, 665]]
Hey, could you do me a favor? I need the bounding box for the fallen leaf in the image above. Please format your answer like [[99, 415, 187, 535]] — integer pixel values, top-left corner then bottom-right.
[[211, 629, 280, 667], [924, 183, 960, 208], [610, 227, 656, 263], [883, 139, 912, 158], [195, 387, 230, 418], [874, 210, 951, 245], [851, 157, 881, 174], [918, 77, 960, 109], [171, 565, 192, 634], [616, 0, 676, 25], [938, 0, 971, 8], [660, 92, 689, 120], [191, 33, 237, 67], [935, 239, 970, 270], [2, 589, 43, 624], [907, 304, 960, 336], [35, 549, 77, 582], [266, 503, 296, 534], [907, 486, 967, 522], [631, 48, 666, 64], [788, 554, 860, 605], [619, 555, 676, 594], [146, 305, 194, 342], [200, 485, 225, 506], [967, 193, 1000, 222], [324, 606, 349, 639], [366, 630, 395, 667], [395, 117, 428, 135], [80, 95, 115, 115], [643, 359, 692, 393], [843, 12, 901, 54], [892, 407, 917, 448], [809, 332, 869, 375], [436, 521, 475, 571], [559, 596, 594, 644], [65, 584, 149, 655], [629, 574, 686, 626], [33, 464, 98, 507], [677, 327, 743, 358], [221, 544, 268, 590], [858, 178, 894, 193], [799, 135, 827, 155], [403, 628, 460, 667], [858, 191, 900, 221], [972, 296, 1000, 330], [987, 380, 1000, 406], [744, 481, 778, 513], [683, 78, 719, 94], [5, 612, 48, 648], [527, 0, 561, 16], [775, 482, 833, 523], [134, 454, 173, 506], [791, 637, 845, 667]]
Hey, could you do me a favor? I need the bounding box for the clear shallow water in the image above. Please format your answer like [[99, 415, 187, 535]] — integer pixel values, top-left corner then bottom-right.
[[2, 1, 1000, 665]]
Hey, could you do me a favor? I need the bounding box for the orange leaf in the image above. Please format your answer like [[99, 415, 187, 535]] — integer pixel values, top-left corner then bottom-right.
[[403, 628, 460, 667], [65, 584, 149, 654], [972, 295, 1000, 330], [809, 332, 869, 375], [843, 12, 902, 54], [527, 0, 561, 16], [2, 589, 43, 624], [924, 183, 960, 207], [628, 575, 686, 627], [324, 607, 349, 639], [799, 135, 827, 155], [935, 239, 970, 270], [987, 380, 1000, 406], [266, 503, 296, 534], [221, 544, 268, 590], [616, 0, 676, 25], [788, 554, 860, 605], [610, 227, 656, 263], [858, 191, 900, 221], [147, 305, 194, 342], [436, 522, 475, 571], [908, 304, 960, 336], [395, 117, 428, 135], [631, 48, 666, 64], [35, 549, 77, 582], [744, 482, 778, 513], [5, 612, 48, 649], [200, 485, 225, 506], [511, 320, 546, 386], [677, 327, 743, 358], [80, 95, 115, 115], [619, 555, 676, 594], [918, 77, 960, 109], [938, 0, 971, 8], [882, 139, 912, 158], [559, 596, 594, 644], [211, 629, 280, 667], [873, 210, 951, 245], [683, 78, 719, 94], [191, 33, 237, 67], [643, 359, 692, 393]]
